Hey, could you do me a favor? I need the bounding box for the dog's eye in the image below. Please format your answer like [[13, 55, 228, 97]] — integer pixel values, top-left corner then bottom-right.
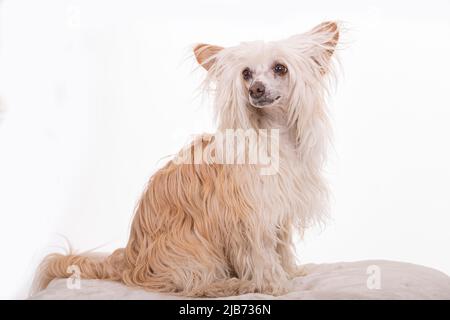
[[273, 63, 288, 75], [242, 68, 252, 81]]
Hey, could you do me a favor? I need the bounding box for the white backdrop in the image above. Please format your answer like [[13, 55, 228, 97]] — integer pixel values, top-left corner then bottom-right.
[[0, 0, 449, 299]]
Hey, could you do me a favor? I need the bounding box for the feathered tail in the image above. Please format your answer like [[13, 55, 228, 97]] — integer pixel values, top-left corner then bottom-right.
[[31, 248, 126, 295]]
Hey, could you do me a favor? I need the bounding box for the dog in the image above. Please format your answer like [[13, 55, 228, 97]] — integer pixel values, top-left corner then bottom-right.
[[34, 21, 340, 297]]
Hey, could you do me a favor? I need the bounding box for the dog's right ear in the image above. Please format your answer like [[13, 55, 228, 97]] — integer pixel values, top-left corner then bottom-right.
[[194, 44, 224, 71]]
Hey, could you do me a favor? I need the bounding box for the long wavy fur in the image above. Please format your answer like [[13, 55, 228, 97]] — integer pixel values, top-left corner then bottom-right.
[[32, 21, 341, 297]]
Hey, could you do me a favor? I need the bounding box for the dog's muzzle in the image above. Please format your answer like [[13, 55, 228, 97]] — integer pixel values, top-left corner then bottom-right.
[[249, 81, 281, 107]]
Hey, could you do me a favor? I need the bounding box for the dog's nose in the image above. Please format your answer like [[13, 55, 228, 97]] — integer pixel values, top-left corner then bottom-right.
[[249, 81, 265, 99]]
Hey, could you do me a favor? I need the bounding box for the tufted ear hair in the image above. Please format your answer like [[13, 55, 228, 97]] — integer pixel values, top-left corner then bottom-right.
[[193, 44, 224, 70], [310, 21, 339, 56], [307, 21, 340, 73]]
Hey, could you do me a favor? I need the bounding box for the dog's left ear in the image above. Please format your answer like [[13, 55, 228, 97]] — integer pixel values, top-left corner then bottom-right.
[[194, 44, 224, 71], [308, 21, 340, 73]]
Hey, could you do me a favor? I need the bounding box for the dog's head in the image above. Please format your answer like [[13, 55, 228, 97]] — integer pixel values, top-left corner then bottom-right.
[[194, 21, 339, 117], [195, 42, 292, 109]]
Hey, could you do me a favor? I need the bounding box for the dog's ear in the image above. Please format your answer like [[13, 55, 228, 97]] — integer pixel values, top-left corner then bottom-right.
[[194, 44, 224, 71], [308, 21, 339, 73]]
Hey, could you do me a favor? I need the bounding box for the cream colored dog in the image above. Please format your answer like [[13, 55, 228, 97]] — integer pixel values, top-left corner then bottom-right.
[[35, 21, 340, 297]]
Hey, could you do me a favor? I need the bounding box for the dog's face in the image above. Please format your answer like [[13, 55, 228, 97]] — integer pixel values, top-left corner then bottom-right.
[[194, 42, 292, 109], [241, 59, 290, 108], [194, 21, 339, 121]]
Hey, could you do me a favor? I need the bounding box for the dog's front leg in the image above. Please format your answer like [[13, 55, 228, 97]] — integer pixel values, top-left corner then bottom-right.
[[227, 225, 291, 296], [276, 224, 307, 278]]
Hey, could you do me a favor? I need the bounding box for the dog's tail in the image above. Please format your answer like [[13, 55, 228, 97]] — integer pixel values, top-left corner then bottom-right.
[[31, 248, 126, 295]]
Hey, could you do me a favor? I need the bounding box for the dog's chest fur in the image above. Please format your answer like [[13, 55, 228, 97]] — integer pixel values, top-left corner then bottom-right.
[[258, 135, 305, 226], [247, 109, 316, 230]]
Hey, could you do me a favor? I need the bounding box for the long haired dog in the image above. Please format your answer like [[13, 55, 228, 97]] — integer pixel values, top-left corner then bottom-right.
[[34, 21, 340, 297]]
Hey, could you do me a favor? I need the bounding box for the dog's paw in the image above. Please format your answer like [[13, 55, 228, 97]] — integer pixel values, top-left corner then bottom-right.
[[258, 279, 291, 296], [289, 266, 308, 278]]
